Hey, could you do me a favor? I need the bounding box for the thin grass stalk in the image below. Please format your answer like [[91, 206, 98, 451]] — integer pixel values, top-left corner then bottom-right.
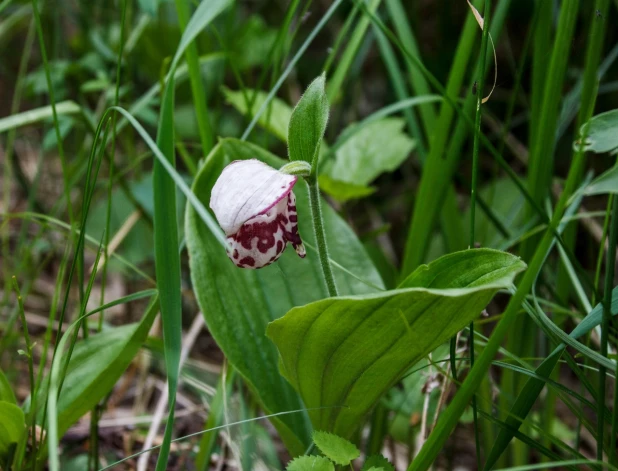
[[555, 2, 610, 461], [503, 3, 578, 458], [613, 334, 618, 467], [90, 1, 129, 467], [260, 2, 301, 148], [400, 1, 480, 276], [594, 195, 614, 307], [326, 0, 380, 102], [37, 117, 111, 453], [522, 0, 580, 260], [150, 6, 236, 469], [469, 1, 491, 467], [11, 277, 36, 468], [557, 2, 609, 302], [399, 0, 513, 276], [374, 25, 426, 156], [409, 43, 598, 471], [251, 0, 301, 108], [599, 194, 618, 464], [101, 407, 337, 471], [174, 0, 213, 156], [2, 18, 35, 301], [384, 0, 437, 134], [30, 0, 73, 226], [241, 0, 344, 141], [195, 365, 235, 471], [323, 2, 359, 74], [529, 0, 552, 156]]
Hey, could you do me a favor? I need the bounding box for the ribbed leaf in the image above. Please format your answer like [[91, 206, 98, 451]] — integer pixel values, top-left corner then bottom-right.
[[185, 138, 384, 454], [267, 249, 525, 438]]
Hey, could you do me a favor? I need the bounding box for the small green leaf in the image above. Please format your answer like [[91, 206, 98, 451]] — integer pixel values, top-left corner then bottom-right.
[[268, 249, 526, 438], [0, 401, 25, 462], [312, 430, 360, 465], [329, 118, 415, 186], [584, 164, 618, 196], [362, 454, 394, 471], [0, 369, 16, 404], [288, 74, 329, 170], [222, 86, 292, 142], [286, 455, 335, 471], [318, 174, 376, 202], [578, 109, 618, 154]]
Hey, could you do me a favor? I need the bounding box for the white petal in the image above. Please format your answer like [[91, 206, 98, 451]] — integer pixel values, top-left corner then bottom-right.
[[226, 191, 305, 269], [210, 159, 297, 236]]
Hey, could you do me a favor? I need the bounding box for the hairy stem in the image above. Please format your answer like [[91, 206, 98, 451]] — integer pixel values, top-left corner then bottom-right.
[[307, 178, 338, 297]]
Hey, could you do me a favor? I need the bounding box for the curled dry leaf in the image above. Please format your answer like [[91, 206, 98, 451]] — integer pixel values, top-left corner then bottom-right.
[[210, 159, 306, 269], [466, 0, 497, 104]]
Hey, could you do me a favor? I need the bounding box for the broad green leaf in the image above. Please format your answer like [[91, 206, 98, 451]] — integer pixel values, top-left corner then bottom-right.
[[484, 286, 618, 470], [318, 174, 376, 202], [222, 86, 292, 142], [584, 164, 618, 196], [185, 138, 384, 454], [286, 455, 335, 471], [37, 299, 157, 437], [0, 401, 25, 462], [267, 249, 525, 438], [362, 454, 394, 471], [288, 74, 329, 169], [579, 109, 618, 154], [0, 369, 16, 404], [0, 101, 80, 134], [329, 118, 415, 186], [312, 430, 360, 465]]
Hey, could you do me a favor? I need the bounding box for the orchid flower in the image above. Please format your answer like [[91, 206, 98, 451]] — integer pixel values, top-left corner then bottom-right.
[[210, 159, 306, 269]]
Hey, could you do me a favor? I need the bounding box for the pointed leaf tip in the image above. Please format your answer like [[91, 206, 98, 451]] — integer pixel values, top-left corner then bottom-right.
[[288, 75, 330, 170]]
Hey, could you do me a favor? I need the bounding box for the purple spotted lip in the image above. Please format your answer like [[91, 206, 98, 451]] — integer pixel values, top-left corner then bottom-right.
[[210, 159, 306, 269]]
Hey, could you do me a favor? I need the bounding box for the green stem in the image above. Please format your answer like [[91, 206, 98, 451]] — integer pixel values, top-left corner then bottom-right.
[[599, 195, 618, 463], [468, 0, 491, 467], [31, 0, 74, 226], [307, 178, 338, 297], [12, 277, 36, 468]]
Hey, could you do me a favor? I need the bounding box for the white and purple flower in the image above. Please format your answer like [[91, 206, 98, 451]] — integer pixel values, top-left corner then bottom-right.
[[210, 159, 306, 269]]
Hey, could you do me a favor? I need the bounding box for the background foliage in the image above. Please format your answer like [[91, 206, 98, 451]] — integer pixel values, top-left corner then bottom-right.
[[0, 0, 617, 470]]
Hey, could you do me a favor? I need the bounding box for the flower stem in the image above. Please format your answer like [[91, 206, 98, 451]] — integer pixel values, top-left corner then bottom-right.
[[307, 177, 338, 297]]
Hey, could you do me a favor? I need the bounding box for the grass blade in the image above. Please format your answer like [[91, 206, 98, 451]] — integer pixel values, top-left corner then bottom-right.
[[151, 2, 232, 468]]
